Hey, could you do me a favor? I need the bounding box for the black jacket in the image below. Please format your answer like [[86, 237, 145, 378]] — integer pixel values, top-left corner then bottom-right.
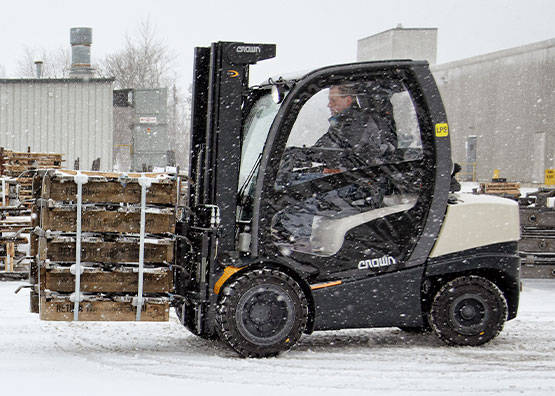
[[313, 104, 397, 168]]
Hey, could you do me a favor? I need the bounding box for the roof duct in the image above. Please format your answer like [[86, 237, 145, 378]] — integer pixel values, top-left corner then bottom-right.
[[70, 27, 95, 78], [34, 61, 43, 78]]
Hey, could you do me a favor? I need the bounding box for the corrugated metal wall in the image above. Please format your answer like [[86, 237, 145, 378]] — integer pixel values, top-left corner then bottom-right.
[[432, 39, 555, 183], [0, 78, 114, 171]]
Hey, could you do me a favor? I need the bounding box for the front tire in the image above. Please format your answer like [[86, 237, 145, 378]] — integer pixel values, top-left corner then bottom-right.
[[429, 276, 508, 346], [216, 268, 308, 358]]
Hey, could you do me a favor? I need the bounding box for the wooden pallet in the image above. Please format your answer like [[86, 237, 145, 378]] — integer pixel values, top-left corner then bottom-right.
[[480, 182, 521, 198], [39, 295, 170, 322], [37, 170, 178, 206], [0, 223, 31, 233], [0, 236, 28, 272], [33, 238, 174, 263], [0, 148, 64, 209], [0, 149, 63, 177], [38, 208, 175, 234], [40, 265, 173, 293]]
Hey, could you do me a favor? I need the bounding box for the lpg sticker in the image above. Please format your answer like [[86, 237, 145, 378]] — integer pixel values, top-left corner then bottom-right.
[[435, 123, 449, 137], [358, 255, 397, 270]]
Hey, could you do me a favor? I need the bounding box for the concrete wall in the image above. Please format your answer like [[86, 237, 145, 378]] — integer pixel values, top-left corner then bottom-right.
[[431, 39, 555, 183], [0, 78, 114, 171], [358, 27, 438, 65]]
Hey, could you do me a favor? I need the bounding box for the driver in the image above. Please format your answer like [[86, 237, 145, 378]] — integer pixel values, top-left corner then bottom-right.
[[313, 84, 397, 168], [271, 84, 397, 254]]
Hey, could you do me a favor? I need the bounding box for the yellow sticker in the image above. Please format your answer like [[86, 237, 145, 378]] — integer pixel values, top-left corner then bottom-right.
[[435, 123, 449, 137]]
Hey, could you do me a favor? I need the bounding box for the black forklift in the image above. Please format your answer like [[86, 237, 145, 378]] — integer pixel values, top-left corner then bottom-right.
[[174, 42, 521, 357]]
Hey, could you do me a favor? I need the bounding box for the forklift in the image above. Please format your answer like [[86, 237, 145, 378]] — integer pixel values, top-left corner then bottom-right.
[[174, 42, 521, 357]]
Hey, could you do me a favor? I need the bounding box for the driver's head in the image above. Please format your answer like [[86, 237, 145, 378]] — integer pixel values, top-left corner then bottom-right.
[[328, 85, 354, 116]]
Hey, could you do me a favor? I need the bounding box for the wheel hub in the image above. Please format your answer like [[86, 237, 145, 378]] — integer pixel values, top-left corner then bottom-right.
[[249, 301, 273, 324], [449, 293, 490, 335], [236, 284, 295, 345], [460, 304, 477, 320]]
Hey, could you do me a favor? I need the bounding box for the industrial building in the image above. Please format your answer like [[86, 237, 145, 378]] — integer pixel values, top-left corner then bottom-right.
[[0, 27, 114, 171], [358, 27, 555, 184], [357, 26, 438, 65], [432, 40, 555, 183], [0, 27, 174, 173]]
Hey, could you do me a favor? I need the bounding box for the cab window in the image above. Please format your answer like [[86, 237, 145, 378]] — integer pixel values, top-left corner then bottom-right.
[[270, 78, 424, 257]]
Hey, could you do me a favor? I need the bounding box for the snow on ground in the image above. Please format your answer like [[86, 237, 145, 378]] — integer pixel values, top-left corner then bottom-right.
[[0, 280, 554, 395]]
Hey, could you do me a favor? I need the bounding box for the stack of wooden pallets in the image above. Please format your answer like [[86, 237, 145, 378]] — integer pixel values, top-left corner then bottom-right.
[[0, 175, 32, 277], [479, 181, 521, 200], [30, 169, 178, 321], [0, 148, 64, 205], [0, 148, 63, 276]]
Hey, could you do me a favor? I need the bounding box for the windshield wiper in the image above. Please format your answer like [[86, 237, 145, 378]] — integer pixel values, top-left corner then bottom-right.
[[237, 153, 262, 205]]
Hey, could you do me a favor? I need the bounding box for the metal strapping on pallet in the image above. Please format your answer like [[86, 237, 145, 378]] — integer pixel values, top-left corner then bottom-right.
[[72, 171, 88, 321], [133, 175, 152, 321]]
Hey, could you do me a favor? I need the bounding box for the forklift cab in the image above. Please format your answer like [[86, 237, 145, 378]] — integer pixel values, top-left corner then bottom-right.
[[239, 64, 448, 280]]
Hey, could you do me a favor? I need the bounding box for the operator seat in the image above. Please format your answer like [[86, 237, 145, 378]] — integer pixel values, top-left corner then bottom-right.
[[309, 194, 418, 256]]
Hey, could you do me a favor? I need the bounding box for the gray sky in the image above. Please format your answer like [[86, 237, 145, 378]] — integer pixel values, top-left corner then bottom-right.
[[2, 0, 555, 88]]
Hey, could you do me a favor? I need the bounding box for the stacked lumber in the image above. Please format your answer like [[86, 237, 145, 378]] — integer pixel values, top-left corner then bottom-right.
[[479, 181, 521, 199], [30, 169, 177, 321], [0, 148, 64, 205]]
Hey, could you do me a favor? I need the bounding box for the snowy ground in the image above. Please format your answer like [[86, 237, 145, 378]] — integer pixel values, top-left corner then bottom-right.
[[0, 280, 553, 395]]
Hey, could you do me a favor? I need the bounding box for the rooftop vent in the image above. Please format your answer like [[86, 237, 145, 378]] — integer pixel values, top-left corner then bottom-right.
[[69, 27, 95, 78]]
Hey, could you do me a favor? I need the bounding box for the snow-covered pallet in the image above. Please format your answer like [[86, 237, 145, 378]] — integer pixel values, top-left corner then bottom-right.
[[39, 293, 170, 322], [30, 169, 179, 322], [0, 148, 64, 205], [39, 264, 173, 293], [32, 235, 174, 263], [480, 182, 521, 199], [35, 169, 177, 206], [36, 206, 176, 234]]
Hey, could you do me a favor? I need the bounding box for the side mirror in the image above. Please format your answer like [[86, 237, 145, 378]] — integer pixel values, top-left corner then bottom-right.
[[450, 162, 462, 193], [452, 162, 462, 176]]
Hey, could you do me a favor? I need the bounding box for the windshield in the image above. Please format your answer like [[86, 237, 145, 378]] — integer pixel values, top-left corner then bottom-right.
[[238, 92, 281, 191]]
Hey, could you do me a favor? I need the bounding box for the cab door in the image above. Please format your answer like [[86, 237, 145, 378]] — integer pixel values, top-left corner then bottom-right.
[[251, 63, 451, 329]]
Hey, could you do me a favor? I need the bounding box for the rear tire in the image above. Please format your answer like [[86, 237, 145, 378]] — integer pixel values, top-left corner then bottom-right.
[[429, 276, 508, 346], [216, 268, 308, 358]]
